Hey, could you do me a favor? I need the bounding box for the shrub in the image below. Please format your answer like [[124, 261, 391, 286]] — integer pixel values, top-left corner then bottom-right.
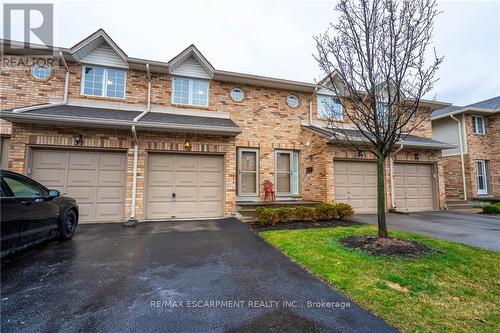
[[315, 203, 337, 220], [276, 207, 293, 222], [336, 203, 354, 219], [293, 206, 316, 221], [482, 204, 500, 214], [255, 207, 278, 226]]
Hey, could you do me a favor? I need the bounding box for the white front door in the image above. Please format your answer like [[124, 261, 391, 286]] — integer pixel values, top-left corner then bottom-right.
[[476, 160, 488, 195], [275, 150, 299, 196], [238, 148, 259, 197]]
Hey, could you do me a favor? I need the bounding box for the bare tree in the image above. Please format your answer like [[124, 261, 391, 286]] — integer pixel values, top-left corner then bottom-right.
[[315, 0, 443, 238]]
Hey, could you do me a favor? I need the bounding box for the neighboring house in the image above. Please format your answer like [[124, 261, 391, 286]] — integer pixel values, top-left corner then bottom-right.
[[432, 96, 500, 200], [0, 29, 451, 223]]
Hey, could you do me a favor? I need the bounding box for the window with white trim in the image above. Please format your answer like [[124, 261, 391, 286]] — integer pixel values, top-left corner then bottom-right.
[[172, 77, 209, 106], [82, 66, 126, 98], [317, 95, 342, 119], [472, 115, 485, 134]]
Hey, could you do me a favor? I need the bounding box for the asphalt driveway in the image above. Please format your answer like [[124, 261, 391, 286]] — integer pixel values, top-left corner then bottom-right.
[[1, 218, 396, 333], [354, 211, 500, 251]]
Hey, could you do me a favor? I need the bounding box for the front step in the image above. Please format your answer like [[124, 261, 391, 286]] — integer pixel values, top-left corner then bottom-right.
[[236, 200, 319, 222], [446, 200, 475, 210]]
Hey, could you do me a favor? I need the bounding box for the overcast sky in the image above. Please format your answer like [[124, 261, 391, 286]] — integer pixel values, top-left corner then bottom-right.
[[4, 0, 500, 105]]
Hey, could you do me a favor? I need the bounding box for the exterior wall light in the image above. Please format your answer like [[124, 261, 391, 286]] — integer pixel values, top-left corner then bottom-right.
[[73, 134, 83, 146], [415, 153, 420, 161], [184, 140, 192, 151]]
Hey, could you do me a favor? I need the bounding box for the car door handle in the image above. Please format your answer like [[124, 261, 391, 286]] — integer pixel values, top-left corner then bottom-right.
[[20, 201, 32, 206]]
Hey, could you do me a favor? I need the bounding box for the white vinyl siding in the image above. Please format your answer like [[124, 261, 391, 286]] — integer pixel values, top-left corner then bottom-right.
[[80, 44, 128, 68], [472, 115, 485, 134], [170, 56, 211, 79], [172, 77, 209, 106], [82, 66, 126, 99], [317, 95, 342, 119]]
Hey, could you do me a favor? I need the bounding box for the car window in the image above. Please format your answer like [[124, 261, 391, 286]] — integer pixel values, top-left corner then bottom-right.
[[2, 175, 45, 198]]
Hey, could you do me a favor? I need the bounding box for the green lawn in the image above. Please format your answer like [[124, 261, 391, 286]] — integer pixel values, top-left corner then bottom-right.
[[261, 225, 500, 333]]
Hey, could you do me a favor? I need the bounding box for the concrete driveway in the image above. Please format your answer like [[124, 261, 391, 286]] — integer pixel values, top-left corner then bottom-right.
[[354, 211, 500, 251], [1, 218, 396, 333]]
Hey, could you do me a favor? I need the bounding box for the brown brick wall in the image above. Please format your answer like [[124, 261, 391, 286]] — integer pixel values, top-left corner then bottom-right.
[[8, 124, 237, 218]]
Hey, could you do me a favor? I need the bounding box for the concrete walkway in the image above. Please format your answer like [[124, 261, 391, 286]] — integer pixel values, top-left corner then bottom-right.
[[354, 211, 500, 251], [1, 218, 396, 333]]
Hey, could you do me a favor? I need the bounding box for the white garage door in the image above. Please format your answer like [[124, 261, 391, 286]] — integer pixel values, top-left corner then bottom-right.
[[31, 149, 127, 223], [146, 153, 224, 220], [394, 163, 435, 212], [334, 161, 377, 213]]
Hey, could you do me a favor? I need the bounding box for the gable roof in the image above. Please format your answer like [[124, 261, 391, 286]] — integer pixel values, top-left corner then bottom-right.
[[432, 96, 500, 120], [70, 29, 128, 64], [168, 44, 215, 79]]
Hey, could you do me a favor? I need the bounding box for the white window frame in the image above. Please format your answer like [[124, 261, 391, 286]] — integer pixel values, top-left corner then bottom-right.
[[275, 150, 300, 196], [472, 115, 485, 135], [475, 160, 488, 195], [171, 76, 209, 107], [80, 65, 127, 99], [237, 148, 259, 197], [317, 94, 343, 120]]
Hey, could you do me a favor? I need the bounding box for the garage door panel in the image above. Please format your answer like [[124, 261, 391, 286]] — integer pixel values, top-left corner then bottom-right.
[[95, 203, 124, 220], [364, 187, 377, 197], [349, 187, 365, 197], [199, 201, 222, 217], [33, 150, 67, 169], [99, 153, 126, 170], [334, 161, 377, 213], [200, 156, 223, 171], [199, 187, 222, 201], [147, 202, 173, 219], [199, 172, 223, 186], [348, 176, 364, 186], [175, 187, 197, 201], [419, 176, 432, 186], [68, 152, 98, 169], [66, 187, 96, 202], [67, 169, 96, 186], [98, 170, 126, 186], [175, 156, 199, 171], [97, 187, 124, 202], [32, 169, 66, 188], [148, 170, 174, 186], [148, 186, 174, 201], [334, 176, 347, 186], [32, 149, 126, 222], [174, 201, 198, 217], [333, 161, 348, 174], [77, 203, 95, 221], [175, 172, 198, 186], [334, 187, 348, 199], [364, 175, 377, 186], [149, 155, 175, 170]]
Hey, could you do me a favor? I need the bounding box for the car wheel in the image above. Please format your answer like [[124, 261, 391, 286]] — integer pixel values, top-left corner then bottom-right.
[[59, 209, 77, 240]]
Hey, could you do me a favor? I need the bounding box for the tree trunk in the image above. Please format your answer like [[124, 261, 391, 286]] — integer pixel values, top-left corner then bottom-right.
[[376, 153, 389, 238]]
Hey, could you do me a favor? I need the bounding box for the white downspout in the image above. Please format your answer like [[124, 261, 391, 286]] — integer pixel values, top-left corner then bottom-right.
[[390, 143, 404, 209], [450, 114, 467, 201], [309, 87, 318, 125], [127, 64, 151, 223], [13, 51, 70, 113]]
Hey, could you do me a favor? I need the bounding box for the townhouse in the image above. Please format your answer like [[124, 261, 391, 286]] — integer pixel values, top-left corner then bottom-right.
[[0, 29, 451, 223], [432, 96, 500, 200]]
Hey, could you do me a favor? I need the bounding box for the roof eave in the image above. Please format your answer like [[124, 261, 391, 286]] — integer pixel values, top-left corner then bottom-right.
[[431, 107, 500, 120], [0, 112, 241, 137]]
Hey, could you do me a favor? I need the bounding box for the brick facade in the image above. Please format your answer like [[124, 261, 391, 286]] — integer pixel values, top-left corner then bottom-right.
[[1, 43, 448, 221], [441, 113, 499, 199]]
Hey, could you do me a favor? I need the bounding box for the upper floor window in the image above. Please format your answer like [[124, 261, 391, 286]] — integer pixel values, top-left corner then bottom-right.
[[31, 64, 52, 80], [230, 88, 245, 102], [317, 95, 342, 120], [376, 102, 390, 124], [82, 66, 126, 99], [172, 77, 209, 106], [472, 115, 485, 134]]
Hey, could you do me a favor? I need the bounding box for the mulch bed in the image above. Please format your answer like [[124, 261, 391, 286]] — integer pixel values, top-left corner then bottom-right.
[[250, 219, 360, 232], [339, 235, 432, 257]]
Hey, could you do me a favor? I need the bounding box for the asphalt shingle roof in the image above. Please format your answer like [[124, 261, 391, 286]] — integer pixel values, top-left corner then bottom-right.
[[4, 105, 240, 130], [432, 96, 500, 118]]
